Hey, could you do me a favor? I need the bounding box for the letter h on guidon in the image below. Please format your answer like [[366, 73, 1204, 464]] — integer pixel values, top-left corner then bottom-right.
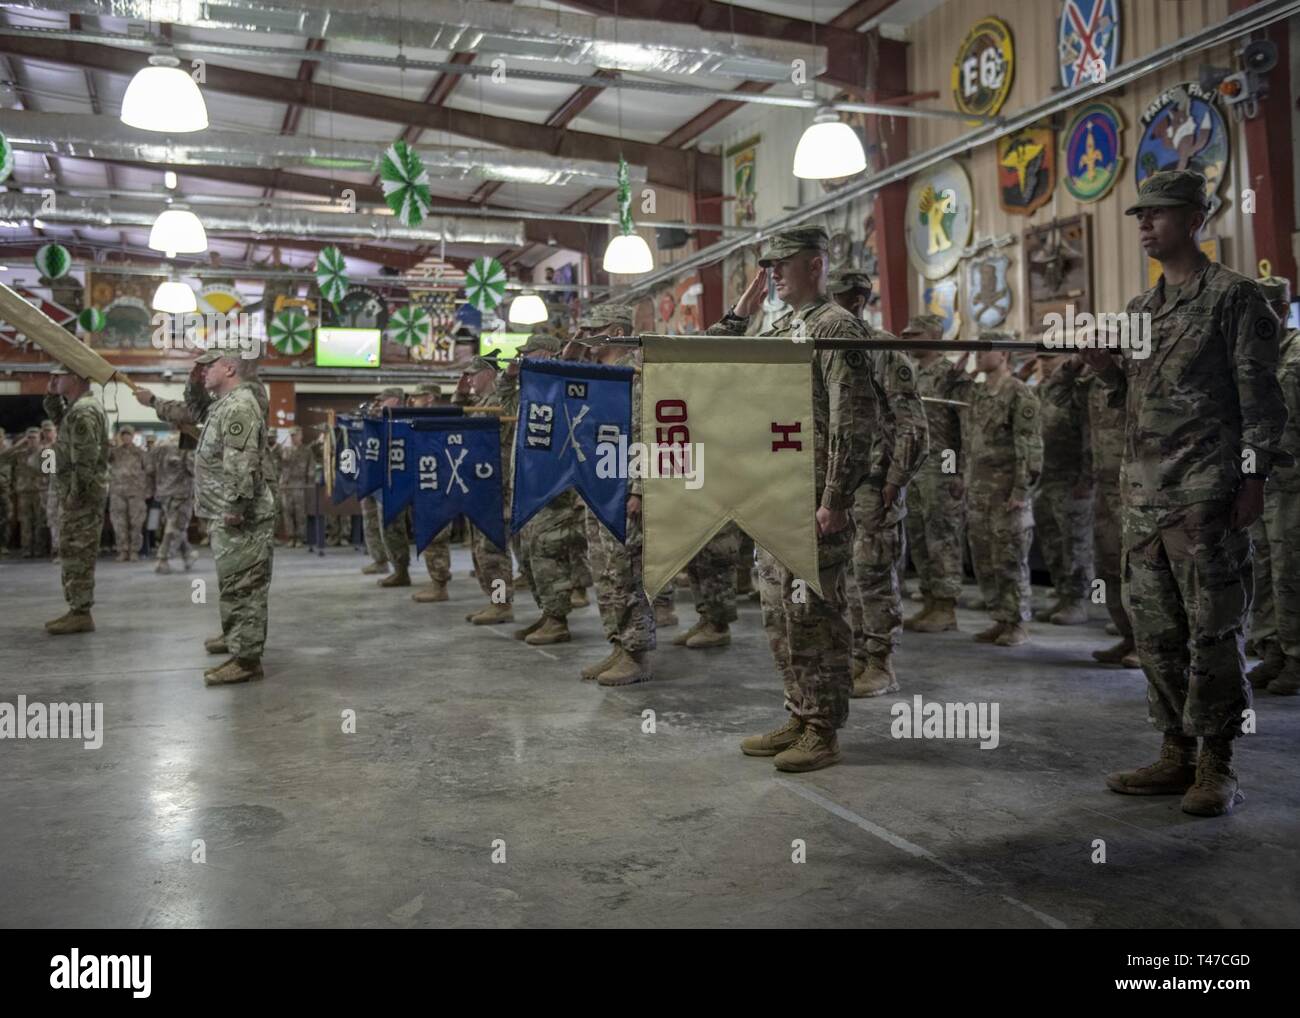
[[639, 336, 819, 598], [511, 358, 634, 542]]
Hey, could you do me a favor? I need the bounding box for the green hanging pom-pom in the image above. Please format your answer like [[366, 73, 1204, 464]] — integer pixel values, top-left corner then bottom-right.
[[617, 156, 634, 236], [36, 242, 72, 280], [379, 140, 433, 227], [315, 245, 349, 307], [78, 307, 107, 333]]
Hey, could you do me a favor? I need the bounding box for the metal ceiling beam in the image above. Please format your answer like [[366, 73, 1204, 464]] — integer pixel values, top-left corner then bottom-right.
[[0, 34, 718, 192]]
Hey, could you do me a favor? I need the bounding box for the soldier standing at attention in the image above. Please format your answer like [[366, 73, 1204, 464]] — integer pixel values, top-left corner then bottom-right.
[[277, 426, 313, 548], [827, 270, 928, 698], [192, 351, 276, 685], [1245, 275, 1300, 696], [42, 366, 109, 635], [1083, 171, 1289, 816], [903, 315, 971, 634], [151, 430, 197, 574], [964, 336, 1042, 647], [40, 420, 60, 559], [407, 383, 456, 604], [108, 424, 149, 561], [372, 387, 410, 587], [1033, 354, 1095, 625], [709, 226, 879, 772], [3, 427, 46, 558], [0, 427, 12, 557]]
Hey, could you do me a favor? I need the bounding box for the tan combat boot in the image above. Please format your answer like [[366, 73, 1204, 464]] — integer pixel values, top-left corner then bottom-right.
[[115, 551, 128, 562], [740, 717, 804, 757], [1248, 643, 1286, 689], [1267, 658, 1300, 696], [1121, 649, 1142, 668], [773, 727, 841, 772], [182, 549, 197, 571], [513, 572, 530, 592], [412, 582, 448, 603], [674, 570, 691, 589], [1181, 737, 1244, 816], [685, 621, 730, 648], [155, 559, 172, 575], [513, 617, 545, 641], [995, 622, 1030, 646], [1105, 734, 1197, 795], [570, 587, 590, 608], [654, 603, 678, 627], [525, 615, 571, 645], [597, 648, 651, 686], [46, 611, 94, 635], [468, 603, 514, 625], [1092, 638, 1136, 665], [1033, 599, 1061, 623], [903, 599, 934, 631], [203, 656, 264, 686], [1049, 599, 1090, 625], [379, 565, 411, 587], [913, 599, 958, 633], [581, 644, 622, 681], [204, 635, 229, 655], [974, 621, 1005, 643], [852, 654, 899, 698], [672, 618, 706, 646], [361, 560, 390, 575]]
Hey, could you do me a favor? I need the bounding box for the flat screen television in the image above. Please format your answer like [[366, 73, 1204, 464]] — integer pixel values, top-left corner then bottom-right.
[[316, 327, 381, 368], [478, 331, 531, 361]]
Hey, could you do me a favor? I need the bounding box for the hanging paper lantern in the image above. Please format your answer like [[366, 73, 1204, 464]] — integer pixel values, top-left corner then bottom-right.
[[0, 130, 12, 185], [35, 242, 72, 280], [385, 304, 431, 348], [268, 310, 313, 355], [315, 245, 348, 306], [464, 256, 506, 313], [379, 139, 433, 228], [78, 307, 107, 333]]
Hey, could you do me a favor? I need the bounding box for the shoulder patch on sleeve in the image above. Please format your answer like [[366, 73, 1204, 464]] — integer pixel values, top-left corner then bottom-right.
[[1256, 316, 1278, 341], [897, 364, 913, 384], [845, 349, 866, 369], [1022, 404, 1036, 420]]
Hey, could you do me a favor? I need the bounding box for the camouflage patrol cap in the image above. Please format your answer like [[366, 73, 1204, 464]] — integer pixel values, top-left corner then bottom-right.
[[758, 226, 830, 266], [579, 303, 636, 332], [901, 314, 945, 336], [1257, 275, 1292, 306], [979, 329, 1016, 342], [414, 382, 443, 396], [195, 350, 224, 365], [41, 419, 55, 429], [25, 426, 40, 438], [469, 354, 500, 373], [827, 270, 873, 296], [518, 331, 563, 355], [117, 424, 135, 435], [377, 386, 406, 401], [1125, 170, 1209, 215]]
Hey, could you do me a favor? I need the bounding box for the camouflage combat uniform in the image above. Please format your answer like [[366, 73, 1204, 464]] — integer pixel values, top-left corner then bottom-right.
[[1035, 359, 1095, 611], [847, 343, 927, 673], [708, 289, 877, 736], [3, 432, 47, 557], [152, 437, 195, 566], [277, 439, 315, 544], [0, 434, 12, 555], [468, 371, 516, 606], [108, 438, 150, 559], [361, 494, 388, 565], [964, 367, 1042, 626], [682, 523, 741, 626], [195, 382, 276, 662], [1097, 253, 1288, 737], [44, 389, 109, 612]]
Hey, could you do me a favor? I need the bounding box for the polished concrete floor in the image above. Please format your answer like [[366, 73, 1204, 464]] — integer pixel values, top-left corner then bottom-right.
[[1, 543, 1297, 929]]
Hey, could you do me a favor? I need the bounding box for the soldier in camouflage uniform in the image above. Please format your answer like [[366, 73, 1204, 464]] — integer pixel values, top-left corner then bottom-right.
[[1042, 355, 1138, 667], [965, 335, 1043, 647], [673, 524, 741, 649], [572, 304, 656, 685], [192, 351, 276, 684], [513, 332, 589, 646], [370, 387, 414, 588], [0, 428, 11, 557], [1243, 276, 1300, 696], [108, 425, 150, 561], [710, 226, 880, 772], [277, 426, 314, 548], [360, 489, 389, 573], [151, 430, 197, 574], [902, 315, 971, 634], [2, 427, 48, 558], [40, 420, 60, 558], [406, 383, 456, 603], [42, 366, 109, 634], [828, 271, 929, 698], [461, 362, 517, 625], [1033, 355, 1094, 625], [1085, 171, 1290, 816]]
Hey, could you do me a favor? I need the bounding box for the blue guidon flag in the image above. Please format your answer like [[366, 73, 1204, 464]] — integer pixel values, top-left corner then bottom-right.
[[385, 415, 506, 553], [380, 406, 464, 524], [511, 358, 634, 543], [332, 414, 366, 504]]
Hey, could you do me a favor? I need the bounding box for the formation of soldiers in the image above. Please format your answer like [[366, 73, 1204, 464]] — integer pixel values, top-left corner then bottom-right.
[[7, 170, 1293, 822]]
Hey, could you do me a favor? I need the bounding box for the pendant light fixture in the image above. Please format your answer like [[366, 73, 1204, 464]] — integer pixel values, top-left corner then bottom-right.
[[507, 291, 548, 326], [121, 53, 209, 134], [602, 156, 653, 275], [793, 106, 867, 180], [148, 206, 207, 256], [152, 275, 196, 314]]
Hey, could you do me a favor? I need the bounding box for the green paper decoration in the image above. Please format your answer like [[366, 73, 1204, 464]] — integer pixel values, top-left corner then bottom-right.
[[35, 242, 71, 280], [78, 307, 107, 333], [385, 304, 431, 348], [268, 310, 313, 355], [0, 130, 12, 185], [617, 155, 634, 236], [379, 140, 433, 227], [315, 246, 348, 307], [464, 256, 506, 313]]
